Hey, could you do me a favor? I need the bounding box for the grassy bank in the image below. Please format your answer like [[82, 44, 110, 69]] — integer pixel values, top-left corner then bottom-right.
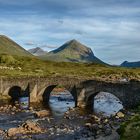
[[0, 55, 139, 81], [118, 106, 140, 140]]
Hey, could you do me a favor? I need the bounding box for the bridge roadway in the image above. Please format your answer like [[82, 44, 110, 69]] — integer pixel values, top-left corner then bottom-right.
[[0, 76, 140, 109]]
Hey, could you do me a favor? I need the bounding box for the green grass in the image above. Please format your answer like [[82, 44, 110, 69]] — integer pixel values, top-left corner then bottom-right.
[[0, 54, 139, 80], [118, 106, 140, 140]]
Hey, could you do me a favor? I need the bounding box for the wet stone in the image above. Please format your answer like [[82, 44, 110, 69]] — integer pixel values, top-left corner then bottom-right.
[[85, 123, 92, 127], [0, 92, 129, 140], [34, 110, 50, 118], [116, 112, 125, 118], [7, 120, 43, 137], [103, 126, 112, 136]]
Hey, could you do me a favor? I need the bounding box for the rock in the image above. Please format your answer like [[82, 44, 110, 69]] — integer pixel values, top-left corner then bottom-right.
[[7, 127, 25, 137], [22, 120, 42, 133], [34, 110, 50, 118], [11, 106, 17, 112], [0, 129, 4, 135], [8, 105, 12, 108], [104, 128, 112, 136], [90, 124, 99, 132], [11, 112, 15, 115], [115, 116, 120, 119], [68, 107, 75, 111], [47, 117, 51, 123], [85, 123, 92, 127], [13, 106, 17, 110], [104, 119, 109, 123], [92, 115, 101, 122], [98, 125, 103, 129], [96, 129, 102, 135], [29, 107, 33, 111], [64, 111, 69, 115], [64, 115, 71, 119], [7, 120, 42, 137], [116, 112, 125, 118], [96, 131, 120, 140], [0, 106, 4, 110]]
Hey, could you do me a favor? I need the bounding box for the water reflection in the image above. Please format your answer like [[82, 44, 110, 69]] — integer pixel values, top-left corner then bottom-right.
[[49, 91, 75, 117], [94, 92, 123, 116]]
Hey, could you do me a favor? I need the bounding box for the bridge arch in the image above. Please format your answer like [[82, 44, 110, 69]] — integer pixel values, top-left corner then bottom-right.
[[86, 91, 123, 113], [76, 80, 140, 110], [42, 85, 77, 107], [8, 86, 22, 103]]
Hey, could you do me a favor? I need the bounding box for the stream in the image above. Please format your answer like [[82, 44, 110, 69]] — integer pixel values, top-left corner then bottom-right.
[[0, 91, 124, 140], [49, 91, 123, 118]]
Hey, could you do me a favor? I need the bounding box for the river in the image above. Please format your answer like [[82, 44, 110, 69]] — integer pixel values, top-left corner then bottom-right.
[[0, 91, 124, 140], [48, 91, 123, 118]]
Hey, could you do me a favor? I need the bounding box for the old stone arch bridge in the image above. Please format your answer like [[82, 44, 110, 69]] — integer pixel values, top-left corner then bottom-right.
[[0, 76, 140, 110]]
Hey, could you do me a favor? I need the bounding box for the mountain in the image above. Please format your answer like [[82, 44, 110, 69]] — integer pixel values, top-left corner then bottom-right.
[[121, 61, 140, 68], [28, 47, 47, 56], [40, 39, 105, 64], [0, 35, 32, 56]]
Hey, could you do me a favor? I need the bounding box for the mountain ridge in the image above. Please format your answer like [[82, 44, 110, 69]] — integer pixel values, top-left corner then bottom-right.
[[121, 61, 140, 68], [0, 35, 32, 57], [40, 39, 105, 64], [28, 47, 47, 56]]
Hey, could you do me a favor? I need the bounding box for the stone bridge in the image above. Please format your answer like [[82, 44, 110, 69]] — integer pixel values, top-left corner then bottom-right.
[[0, 76, 140, 110]]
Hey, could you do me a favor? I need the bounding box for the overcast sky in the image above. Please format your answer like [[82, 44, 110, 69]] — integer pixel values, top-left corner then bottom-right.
[[0, 0, 140, 64]]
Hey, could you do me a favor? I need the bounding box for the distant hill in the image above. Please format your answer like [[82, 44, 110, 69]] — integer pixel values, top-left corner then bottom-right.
[[40, 39, 105, 64], [28, 47, 47, 56], [0, 35, 32, 56], [121, 61, 140, 68]]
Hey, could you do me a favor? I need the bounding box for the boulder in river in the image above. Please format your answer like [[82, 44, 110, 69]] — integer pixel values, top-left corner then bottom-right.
[[22, 120, 42, 133], [7, 120, 43, 137], [34, 110, 50, 118], [7, 127, 25, 137], [116, 112, 125, 118]]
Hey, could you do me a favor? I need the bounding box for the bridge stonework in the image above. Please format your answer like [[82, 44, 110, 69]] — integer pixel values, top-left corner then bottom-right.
[[0, 77, 140, 110], [76, 80, 140, 109]]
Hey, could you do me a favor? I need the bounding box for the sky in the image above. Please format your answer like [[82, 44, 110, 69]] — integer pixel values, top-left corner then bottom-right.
[[0, 0, 140, 64]]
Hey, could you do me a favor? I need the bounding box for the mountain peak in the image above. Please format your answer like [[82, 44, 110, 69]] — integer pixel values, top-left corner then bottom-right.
[[68, 39, 79, 44], [34, 47, 41, 50], [28, 47, 47, 56], [51, 39, 92, 54], [66, 39, 85, 46], [121, 61, 140, 68], [43, 39, 105, 64]]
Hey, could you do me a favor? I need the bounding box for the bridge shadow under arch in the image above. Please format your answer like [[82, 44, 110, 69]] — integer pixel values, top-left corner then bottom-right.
[[8, 86, 22, 104], [42, 85, 57, 106]]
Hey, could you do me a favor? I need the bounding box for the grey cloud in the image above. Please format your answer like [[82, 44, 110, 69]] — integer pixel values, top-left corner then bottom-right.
[[40, 45, 57, 49], [0, 0, 140, 64], [25, 42, 36, 46], [0, 0, 139, 18]]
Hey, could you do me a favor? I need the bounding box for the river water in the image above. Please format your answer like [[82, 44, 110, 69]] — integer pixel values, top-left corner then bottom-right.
[[49, 92, 75, 117], [0, 91, 123, 139], [49, 91, 123, 117], [94, 92, 123, 116]]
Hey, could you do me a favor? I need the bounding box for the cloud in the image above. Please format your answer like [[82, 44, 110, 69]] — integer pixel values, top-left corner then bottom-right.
[[24, 40, 57, 50], [40, 45, 57, 49], [25, 41, 36, 46], [0, 0, 140, 64]]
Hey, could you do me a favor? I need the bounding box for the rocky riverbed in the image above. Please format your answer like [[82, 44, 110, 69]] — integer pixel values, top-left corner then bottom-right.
[[0, 102, 134, 140], [0, 92, 135, 140]]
